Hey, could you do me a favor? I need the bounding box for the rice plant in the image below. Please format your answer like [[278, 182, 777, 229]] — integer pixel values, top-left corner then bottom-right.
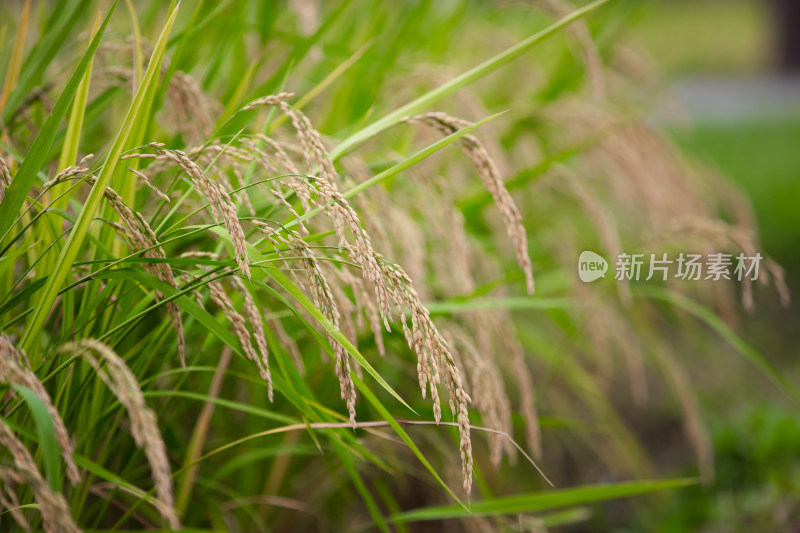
[[0, 0, 791, 531]]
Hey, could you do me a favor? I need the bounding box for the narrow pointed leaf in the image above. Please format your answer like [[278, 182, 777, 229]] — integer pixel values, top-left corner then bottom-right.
[[0, 1, 118, 241], [330, 0, 610, 160], [20, 2, 180, 354]]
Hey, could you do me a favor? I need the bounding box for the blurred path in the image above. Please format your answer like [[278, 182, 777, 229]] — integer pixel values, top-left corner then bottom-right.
[[673, 75, 800, 121]]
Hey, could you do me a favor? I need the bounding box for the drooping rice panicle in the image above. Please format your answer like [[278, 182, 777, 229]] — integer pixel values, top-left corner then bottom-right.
[[0, 420, 81, 533], [241, 93, 339, 187], [270, 315, 306, 376], [280, 232, 357, 425], [443, 322, 511, 467], [231, 275, 274, 401], [42, 153, 95, 188], [123, 143, 251, 278], [368, 250, 474, 493], [206, 278, 270, 398], [99, 182, 185, 365], [59, 339, 180, 530], [0, 336, 80, 484], [407, 112, 535, 295], [126, 166, 170, 202]]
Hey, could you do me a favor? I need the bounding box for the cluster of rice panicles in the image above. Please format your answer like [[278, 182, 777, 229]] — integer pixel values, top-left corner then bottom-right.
[[45, 161, 185, 358], [407, 112, 535, 295], [178, 252, 284, 391], [362, 118, 544, 465], [42, 153, 94, 185], [0, 421, 80, 533], [365, 251, 474, 493], [657, 216, 790, 311], [242, 96, 394, 323], [400, 177, 530, 464], [238, 94, 476, 491], [60, 339, 180, 530], [45, 161, 186, 366], [123, 143, 251, 279], [545, 99, 790, 311], [0, 336, 79, 484]]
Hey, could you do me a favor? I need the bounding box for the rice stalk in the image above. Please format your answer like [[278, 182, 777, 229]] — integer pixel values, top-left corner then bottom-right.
[[231, 275, 274, 402], [370, 253, 474, 493]]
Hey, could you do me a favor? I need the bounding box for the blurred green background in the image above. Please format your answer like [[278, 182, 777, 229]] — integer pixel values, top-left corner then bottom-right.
[[0, 0, 796, 530], [625, 1, 800, 531]]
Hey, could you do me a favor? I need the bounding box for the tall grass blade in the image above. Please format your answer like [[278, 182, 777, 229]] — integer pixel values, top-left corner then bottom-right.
[[330, 0, 611, 160], [0, 1, 117, 242], [20, 2, 179, 354], [637, 286, 800, 401], [13, 385, 62, 491], [384, 478, 697, 524]]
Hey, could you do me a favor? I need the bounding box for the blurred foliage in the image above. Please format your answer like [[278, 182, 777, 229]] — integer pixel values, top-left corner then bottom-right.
[[0, 0, 796, 531], [658, 407, 800, 532], [628, 0, 772, 75]]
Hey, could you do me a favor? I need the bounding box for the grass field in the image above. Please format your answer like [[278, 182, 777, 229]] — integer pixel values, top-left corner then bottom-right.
[[0, 1, 796, 531]]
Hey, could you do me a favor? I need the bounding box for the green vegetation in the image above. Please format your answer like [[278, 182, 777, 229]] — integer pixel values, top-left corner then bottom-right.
[[627, 0, 772, 75], [0, 1, 794, 531]]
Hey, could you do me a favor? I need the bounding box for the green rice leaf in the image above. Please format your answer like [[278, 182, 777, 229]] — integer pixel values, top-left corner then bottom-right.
[[12, 385, 62, 491], [20, 2, 180, 355], [0, 1, 117, 242], [636, 286, 800, 401], [384, 478, 697, 524], [330, 0, 611, 160]]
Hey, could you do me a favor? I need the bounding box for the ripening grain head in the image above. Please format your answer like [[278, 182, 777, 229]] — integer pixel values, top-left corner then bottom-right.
[[59, 339, 180, 530], [0, 336, 80, 485], [0, 420, 81, 533]]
